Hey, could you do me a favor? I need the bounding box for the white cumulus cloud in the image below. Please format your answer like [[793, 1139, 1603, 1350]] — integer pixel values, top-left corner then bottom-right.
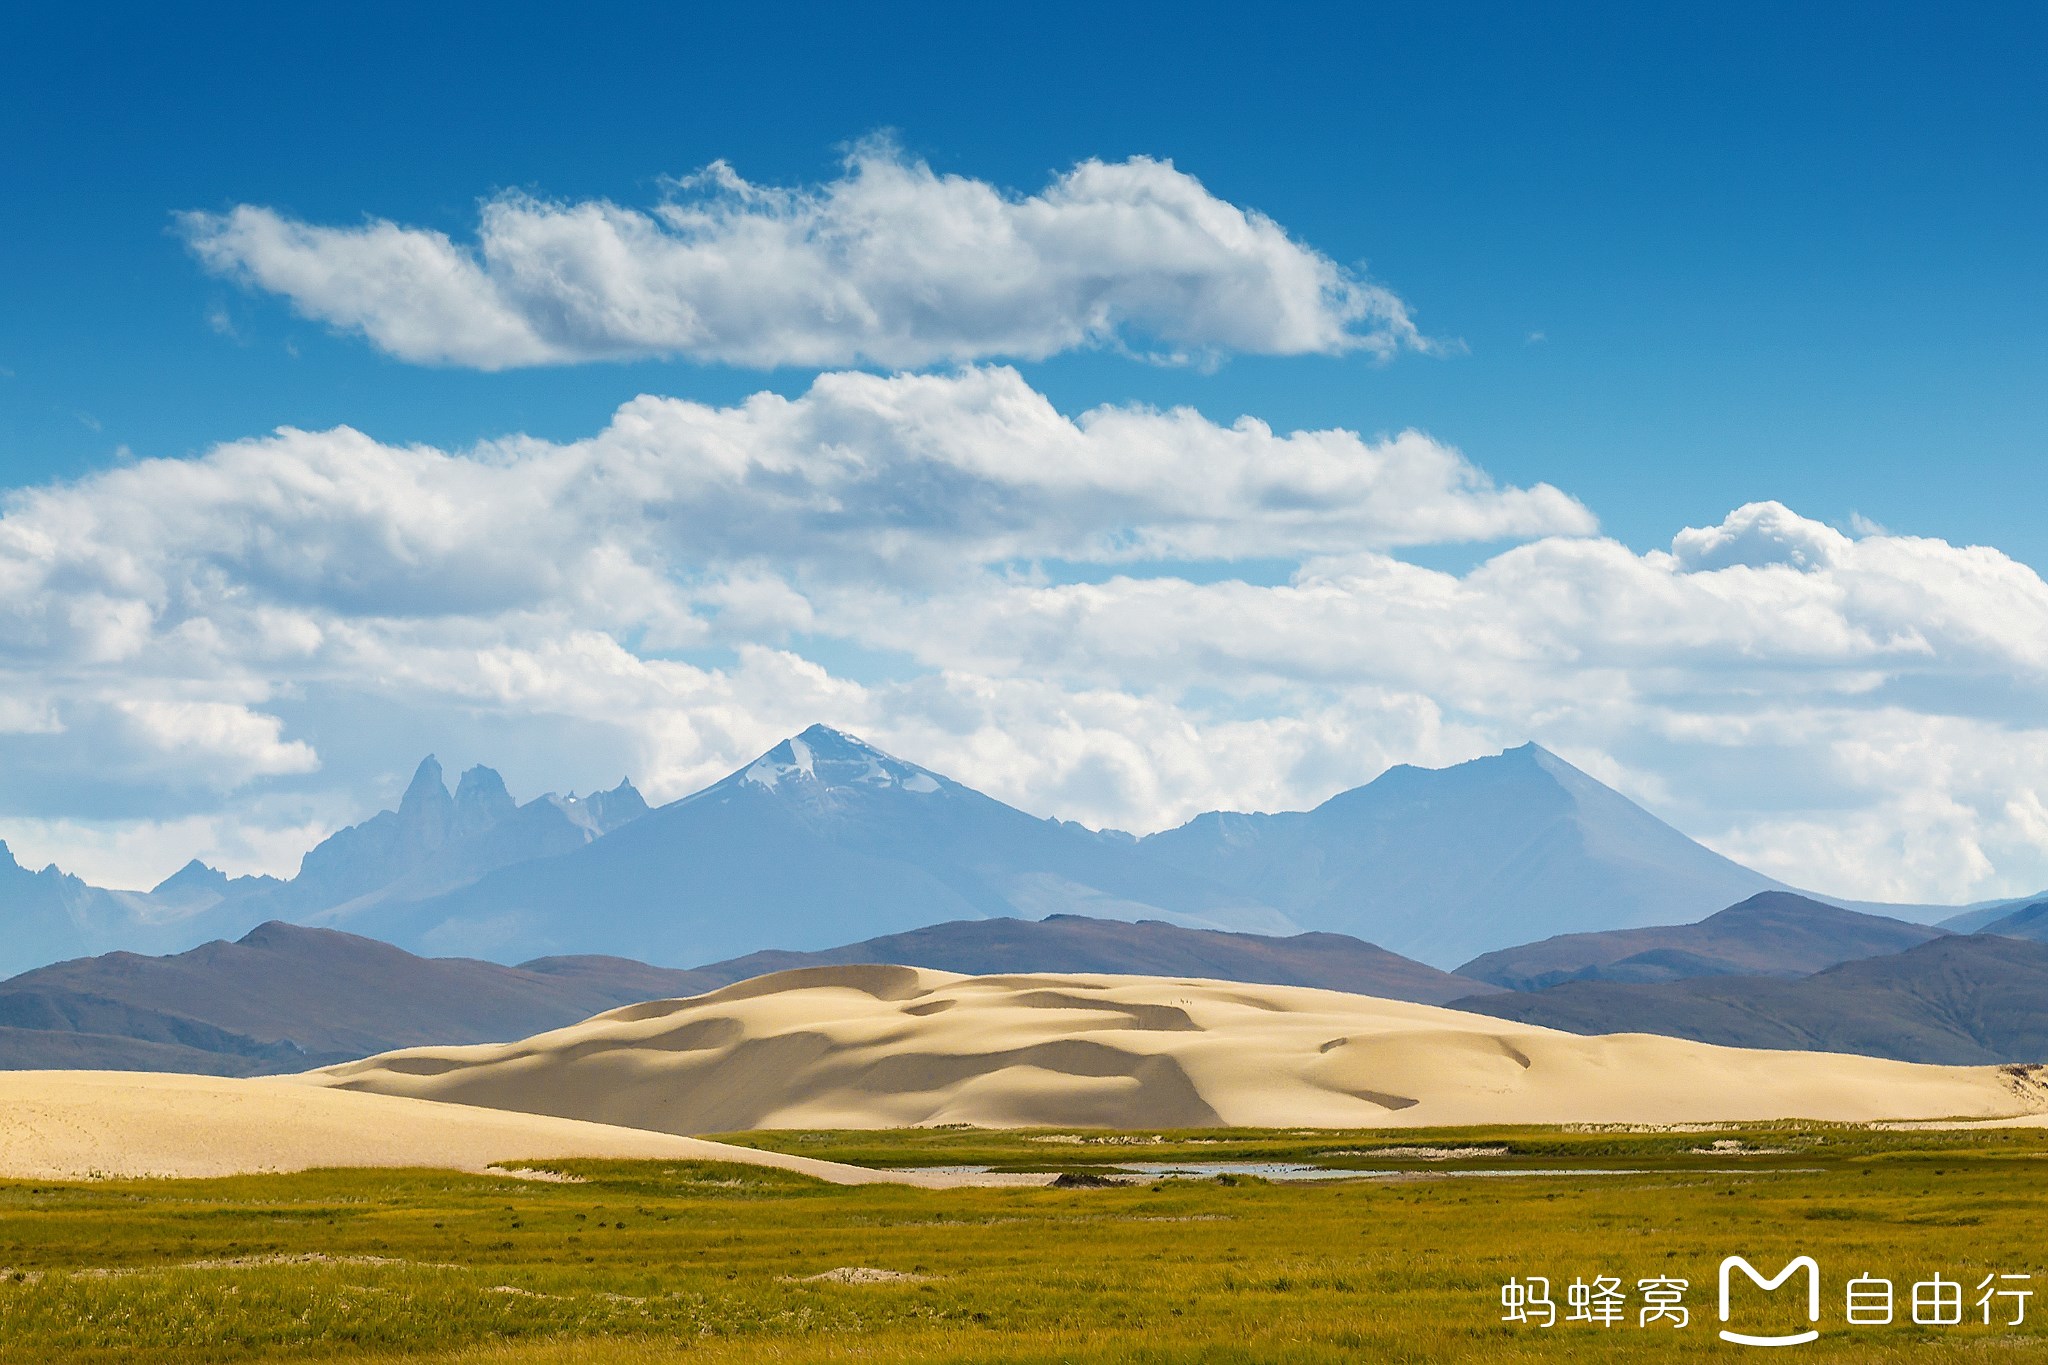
[[0, 367, 1583, 876], [1671, 500, 1851, 572], [178, 141, 1432, 370], [1, 382, 2045, 906]]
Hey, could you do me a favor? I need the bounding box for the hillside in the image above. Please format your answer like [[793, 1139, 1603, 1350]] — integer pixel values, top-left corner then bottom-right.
[[1977, 900, 2048, 940], [1456, 891, 1944, 989], [0, 921, 711, 1075], [688, 913, 1502, 1005], [1450, 935, 2048, 1065]]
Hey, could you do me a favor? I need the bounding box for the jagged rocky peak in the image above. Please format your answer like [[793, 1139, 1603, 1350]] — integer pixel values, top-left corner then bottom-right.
[[584, 777, 650, 830], [397, 756, 535, 842], [742, 724, 944, 796], [0, 839, 65, 879], [397, 755, 455, 835], [452, 764, 518, 836], [545, 776, 651, 836]]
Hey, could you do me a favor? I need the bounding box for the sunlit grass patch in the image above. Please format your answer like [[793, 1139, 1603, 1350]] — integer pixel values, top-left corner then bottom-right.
[[1, 1126, 2045, 1361]]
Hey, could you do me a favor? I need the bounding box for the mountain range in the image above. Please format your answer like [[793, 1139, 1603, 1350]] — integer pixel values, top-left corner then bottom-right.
[[319, 727, 1296, 964], [684, 913, 1501, 1004], [0, 921, 711, 1075], [0, 723, 1993, 977], [1453, 933, 2048, 1065], [1455, 892, 1946, 989], [4, 878, 2042, 1078], [0, 759, 648, 978], [1137, 741, 1791, 966]]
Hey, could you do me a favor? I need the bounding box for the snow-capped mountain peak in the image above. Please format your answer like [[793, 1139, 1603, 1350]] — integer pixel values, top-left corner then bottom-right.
[[738, 725, 944, 797]]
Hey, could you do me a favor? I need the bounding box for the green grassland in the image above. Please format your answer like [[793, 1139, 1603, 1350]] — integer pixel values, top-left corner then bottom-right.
[[4, 1123, 2047, 1362]]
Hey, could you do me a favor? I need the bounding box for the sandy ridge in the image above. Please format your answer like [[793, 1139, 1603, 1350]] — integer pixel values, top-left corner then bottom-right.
[[306, 965, 2048, 1131]]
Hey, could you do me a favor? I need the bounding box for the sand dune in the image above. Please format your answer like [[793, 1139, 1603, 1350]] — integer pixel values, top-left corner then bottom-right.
[[0, 1070, 976, 1184], [308, 965, 2048, 1131]]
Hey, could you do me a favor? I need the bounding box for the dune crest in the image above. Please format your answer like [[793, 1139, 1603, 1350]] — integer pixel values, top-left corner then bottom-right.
[[307, 968, 2048, 1131]]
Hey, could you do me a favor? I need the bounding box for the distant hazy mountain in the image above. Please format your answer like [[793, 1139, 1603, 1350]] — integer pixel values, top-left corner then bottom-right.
[[686, 914, 1503, 1006], [347, 726, 1293, 963], [241, 756, 649, 924], [1138, 743, 1789, 967], [1457, 892, 1946, 989], [1450, 935, 2048, 1065], [0, 921, 713, 1076], [0, 841, 128, 976], [0, 725, 1991, 980], [148, 859, 285, 912], [0, 759, 648, 977], [1973, 900, 2048, 940], [0, 841, 283, 979], [1937, 895, 2048, 933]]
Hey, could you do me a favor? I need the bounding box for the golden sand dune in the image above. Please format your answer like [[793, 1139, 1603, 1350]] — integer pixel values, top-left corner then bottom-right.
[[308, 965, 2048, 1131], [0, 1070, 981, 1184]]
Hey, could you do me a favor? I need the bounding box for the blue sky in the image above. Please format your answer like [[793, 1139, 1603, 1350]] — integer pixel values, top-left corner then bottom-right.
[[7, 2, 2043, 559], [1, 2, 2045, 901]]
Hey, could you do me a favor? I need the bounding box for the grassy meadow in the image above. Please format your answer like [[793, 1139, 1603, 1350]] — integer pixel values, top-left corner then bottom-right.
[[4, 1123, 2047, 1362]]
